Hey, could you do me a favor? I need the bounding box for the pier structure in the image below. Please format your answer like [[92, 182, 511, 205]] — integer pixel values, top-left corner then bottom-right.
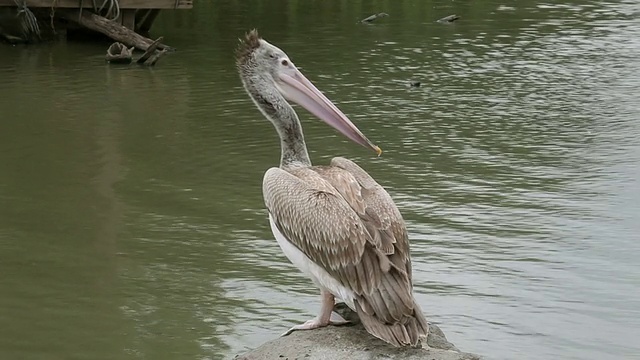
[[0, 0, 193, 54]]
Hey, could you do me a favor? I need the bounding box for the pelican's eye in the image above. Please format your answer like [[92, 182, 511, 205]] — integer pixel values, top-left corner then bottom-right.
[[281, 59, 289, 66]]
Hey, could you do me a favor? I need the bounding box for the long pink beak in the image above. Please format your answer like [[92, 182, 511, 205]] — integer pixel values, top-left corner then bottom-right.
[[276, 68, 382, 156]]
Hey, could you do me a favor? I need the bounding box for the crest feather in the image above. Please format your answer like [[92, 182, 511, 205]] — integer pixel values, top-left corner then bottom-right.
[[236, 29, 261, 67]]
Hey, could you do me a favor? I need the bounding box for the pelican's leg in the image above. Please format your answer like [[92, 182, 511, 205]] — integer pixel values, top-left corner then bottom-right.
[[281, 290, 348, 336]]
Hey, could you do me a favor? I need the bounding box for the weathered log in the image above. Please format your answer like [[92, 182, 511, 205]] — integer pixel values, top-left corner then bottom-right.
[[136, 36, 163, 64], [56, 9, 173, 51]]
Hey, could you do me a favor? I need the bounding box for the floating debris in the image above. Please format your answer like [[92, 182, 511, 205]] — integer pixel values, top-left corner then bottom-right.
[[360, 12, 389, 23], [0, 31, 24, 43], [409, 81, 421, 88], [106, 42, 134, 63], [437, 14, 460, 23], [136, 36, 167, 66], [105, 37, 169, 66]]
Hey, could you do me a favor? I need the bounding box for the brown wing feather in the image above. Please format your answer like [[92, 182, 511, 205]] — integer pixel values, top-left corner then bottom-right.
[[263, 161, 428, 347], [329, 157, 413, 281], [319, 158, 428, 345], [264, 166, 376, 292]]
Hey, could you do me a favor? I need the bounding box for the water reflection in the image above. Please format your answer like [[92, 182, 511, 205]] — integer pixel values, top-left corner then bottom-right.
[[1, 0, 639, 360]]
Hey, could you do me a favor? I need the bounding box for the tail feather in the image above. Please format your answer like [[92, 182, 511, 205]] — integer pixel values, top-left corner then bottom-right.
[[355, 299, 429, 347]]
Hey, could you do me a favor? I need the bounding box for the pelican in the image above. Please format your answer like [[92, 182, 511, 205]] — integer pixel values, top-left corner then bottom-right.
[[236, 30, 429, 347]]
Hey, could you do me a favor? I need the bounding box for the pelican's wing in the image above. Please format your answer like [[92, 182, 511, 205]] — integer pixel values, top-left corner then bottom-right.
[[263, 163, 427, 346], [263, 166, 372, 291], [327, 156, 413, 282]]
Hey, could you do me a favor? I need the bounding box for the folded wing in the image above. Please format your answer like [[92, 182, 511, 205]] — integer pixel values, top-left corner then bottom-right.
[[263, 158, 428, 347]]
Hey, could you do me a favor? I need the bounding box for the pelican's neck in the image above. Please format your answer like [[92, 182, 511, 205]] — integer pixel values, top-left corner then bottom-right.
[[272, 105, 312, 168], [244, 75, 311, 168]]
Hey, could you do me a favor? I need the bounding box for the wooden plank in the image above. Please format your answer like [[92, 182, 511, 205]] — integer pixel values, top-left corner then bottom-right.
[[0, 0, 192, 9], [136, 36, 162, 63], [142, 48, 167, 66]]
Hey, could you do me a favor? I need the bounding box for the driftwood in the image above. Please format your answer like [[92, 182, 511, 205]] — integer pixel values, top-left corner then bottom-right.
[[360, 12, 389, 23], [142, 48, 167, 66], [0, 31, 24, 43], [103, 36, 168, 66], [136, 36, 162, 64], [437, 14, 460, 23], [106, 42, 133, 63], [106, 36, 168, 66], [57, 9, 173, 51], [0, 23, 23, 43]]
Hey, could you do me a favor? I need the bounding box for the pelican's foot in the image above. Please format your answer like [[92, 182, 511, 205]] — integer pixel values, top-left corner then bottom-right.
[[281, 312, 350, 337], [281, 317, 329, 336]]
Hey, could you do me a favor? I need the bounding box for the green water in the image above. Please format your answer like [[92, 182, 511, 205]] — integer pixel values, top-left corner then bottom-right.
[[1, 1, 639, 359]]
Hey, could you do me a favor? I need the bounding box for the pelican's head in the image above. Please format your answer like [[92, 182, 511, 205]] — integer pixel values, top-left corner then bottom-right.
[[236, 29, 382, 156]]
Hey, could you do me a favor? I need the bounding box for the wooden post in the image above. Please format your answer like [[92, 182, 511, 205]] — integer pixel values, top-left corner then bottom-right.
[[136, 9, 160, 34], [121, 9, 136, 30], [134, 9, 150, 27], [57, 9, 172, 51]]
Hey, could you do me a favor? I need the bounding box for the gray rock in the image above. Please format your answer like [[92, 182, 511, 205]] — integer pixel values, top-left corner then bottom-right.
[[234, 304, 481, 360]]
